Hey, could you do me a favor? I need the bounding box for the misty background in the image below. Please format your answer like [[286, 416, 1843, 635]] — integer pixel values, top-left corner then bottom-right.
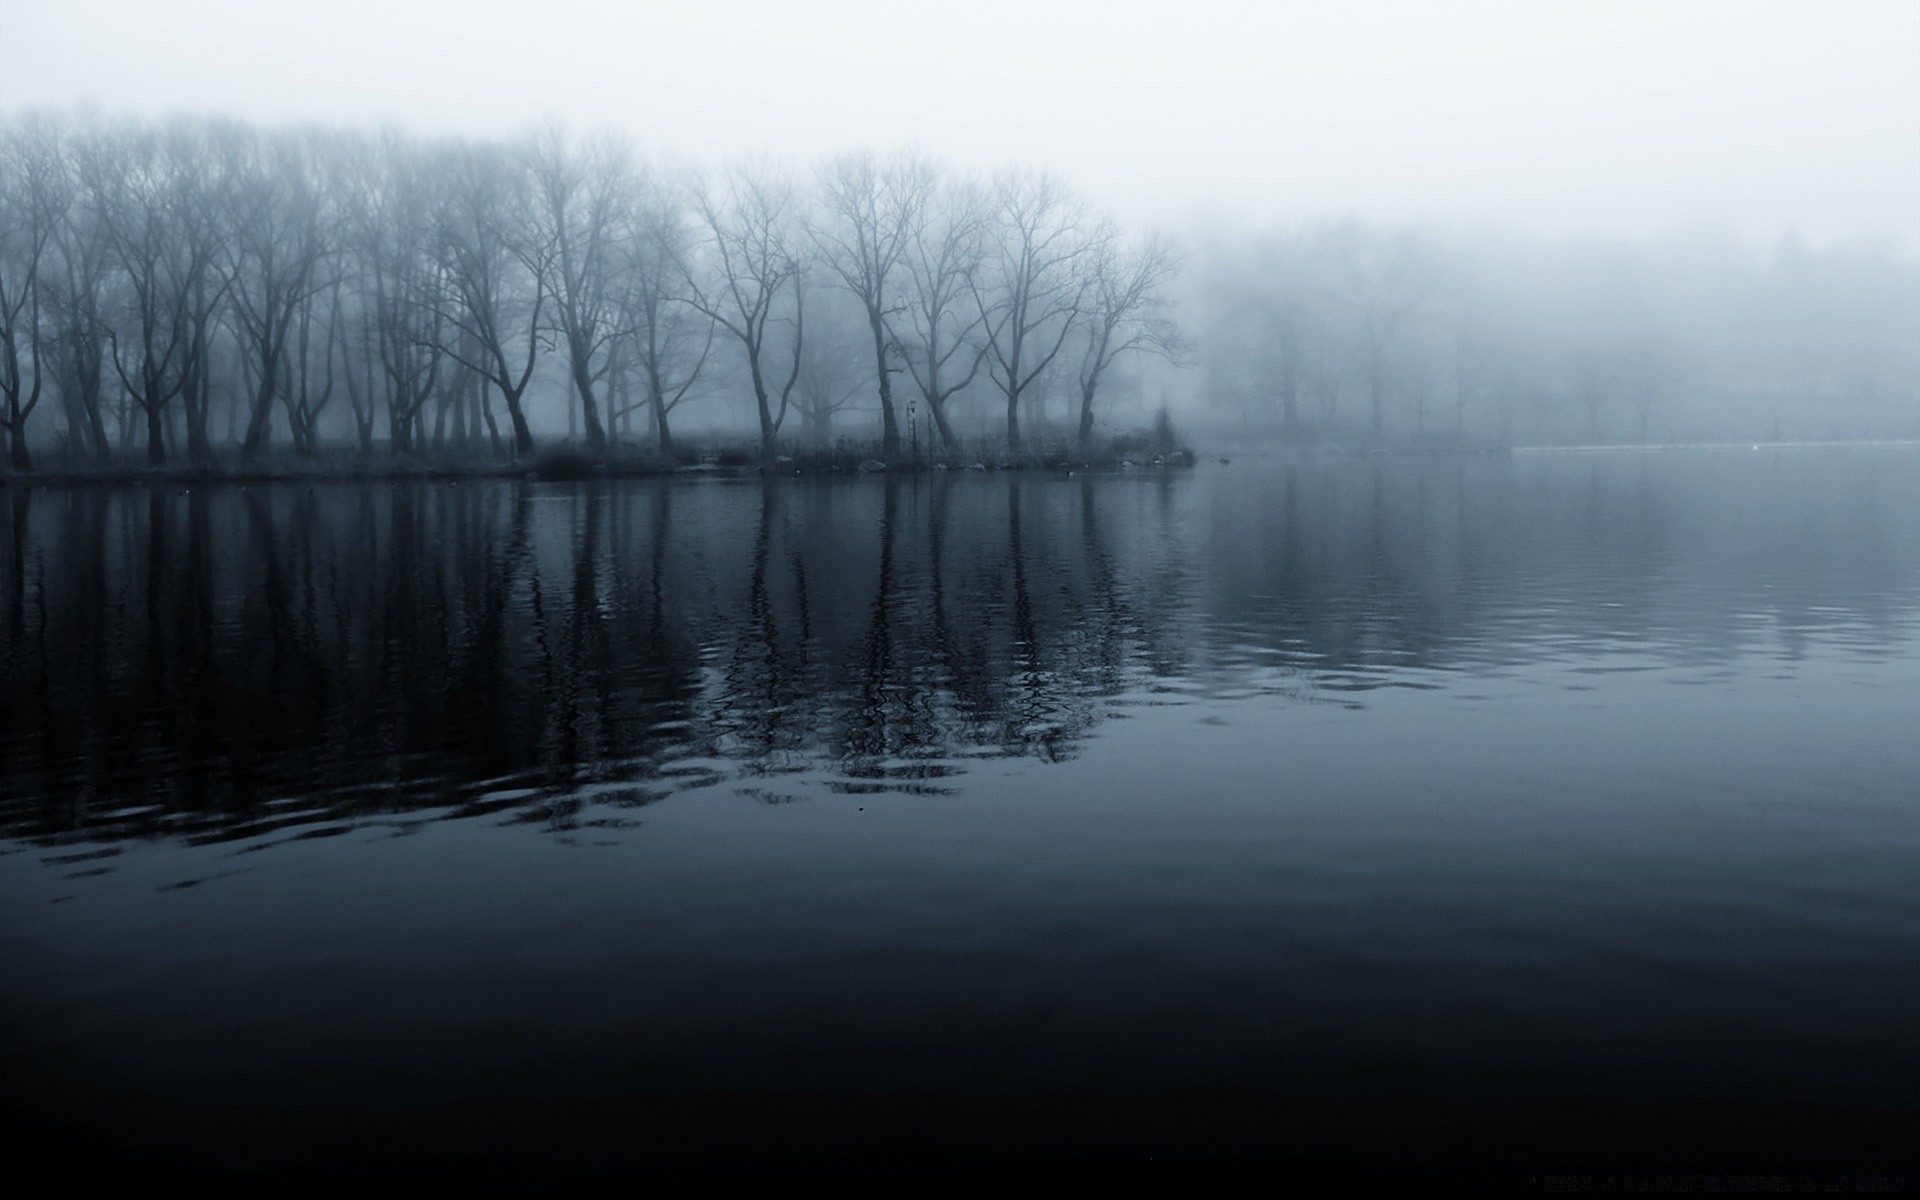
[[9, 4, 1920, 1182], [1, 0, 1916, 459]]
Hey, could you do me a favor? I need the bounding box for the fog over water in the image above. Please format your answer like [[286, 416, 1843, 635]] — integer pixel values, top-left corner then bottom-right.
[[2, 2, 1915, 459], [6, 1, 1917, 245], [3, 1, 1919, 1185]]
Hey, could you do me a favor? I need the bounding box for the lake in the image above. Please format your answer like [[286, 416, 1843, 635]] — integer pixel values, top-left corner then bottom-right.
[[4, 448, 1918, 1184]]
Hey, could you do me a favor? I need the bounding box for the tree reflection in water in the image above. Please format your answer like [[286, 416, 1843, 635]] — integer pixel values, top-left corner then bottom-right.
[[4, 450, 1917, 852]]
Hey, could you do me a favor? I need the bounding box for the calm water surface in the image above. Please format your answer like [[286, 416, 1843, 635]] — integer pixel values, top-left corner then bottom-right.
[[4, 449, 1918, 1180]]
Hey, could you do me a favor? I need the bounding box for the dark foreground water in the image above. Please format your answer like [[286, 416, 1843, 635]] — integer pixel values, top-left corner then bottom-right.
[[4, 448, 1919, 1184]]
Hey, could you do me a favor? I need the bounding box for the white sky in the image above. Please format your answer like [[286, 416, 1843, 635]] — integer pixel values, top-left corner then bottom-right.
[[3, 0, 1916, 249]]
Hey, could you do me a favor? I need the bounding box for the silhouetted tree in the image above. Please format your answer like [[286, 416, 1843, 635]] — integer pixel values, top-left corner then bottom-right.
[[683, 162, 807, 458], [973, 171, 1093, 451], [811, 150, 932, 461]]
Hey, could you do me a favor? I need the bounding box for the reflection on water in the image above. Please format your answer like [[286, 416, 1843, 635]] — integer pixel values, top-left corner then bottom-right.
[[7, 452, 1916, 849], [3, 449, 1920, 1178]]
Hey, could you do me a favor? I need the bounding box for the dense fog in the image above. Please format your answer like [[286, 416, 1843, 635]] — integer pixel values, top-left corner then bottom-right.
[[0, 115, 1179, 468], [1187, 219, 1920, 446], [7, 5, 1920, 1184], [1, 110, 1915, 471]]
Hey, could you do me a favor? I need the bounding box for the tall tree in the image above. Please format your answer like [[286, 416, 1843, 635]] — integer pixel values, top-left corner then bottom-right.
[[810, 150, 932, 461], [44, 129, 116, 463], [972, 172, 1093, 451], [353, 135, 445, 454], [91, 121, 224, 465], [1074, 229, 1182, 447], [613, 178, 712, 456], [0, 120, 63, 469], [895, 179, 989, 454], [533, 129, 630, 451], [431, 138, 552, 455], [682, 163, 807, 458], [221, 126, 332, 459], [1332, 221, 1431, 442], [788, 285, 873, 444]]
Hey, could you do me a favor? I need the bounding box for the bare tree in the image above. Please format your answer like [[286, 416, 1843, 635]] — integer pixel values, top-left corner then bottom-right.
[[430, 138, 552, 455], [532, 129, 630, 451], [895, 179, 989, 454], [336, 283, 382, 454], [810, 150, 933, 460], [1332, 221, 1431, 442], [0, 119, 63, 469], [1623, 337, 1683, 443], [90, 121, 224, 465], [351, 135, 445, 454], [279, 261, 340, 456], [219, 126, 332, 459], [682, 162, 807, 458], [1567, 345, 1627, 443], [1074, 228, 1183, 447], [972, 171, 1092, 451], [40, 121, 117, 463], [790, 285, 874, 444], [612, 178, 712, 455]]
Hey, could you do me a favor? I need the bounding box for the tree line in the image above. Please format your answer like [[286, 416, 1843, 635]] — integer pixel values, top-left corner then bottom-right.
[[0, 112, 1182, 471], [1190, 219, 1920, 446]]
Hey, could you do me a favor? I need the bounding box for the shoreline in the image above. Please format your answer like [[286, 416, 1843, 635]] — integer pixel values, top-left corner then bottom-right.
[[0, 452, 1202, 490], [4, 436, 1916, 490]]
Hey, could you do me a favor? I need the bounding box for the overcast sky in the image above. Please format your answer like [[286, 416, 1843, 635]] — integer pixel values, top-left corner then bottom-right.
[[3, 0, 1916, 249]]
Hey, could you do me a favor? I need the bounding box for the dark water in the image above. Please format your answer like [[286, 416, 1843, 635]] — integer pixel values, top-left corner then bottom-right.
[[4, 450, 1919, 1183]]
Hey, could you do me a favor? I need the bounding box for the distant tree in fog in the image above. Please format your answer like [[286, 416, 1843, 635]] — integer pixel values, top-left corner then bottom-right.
[[972, 171, 1095, 451], [1074, 228, 1183, 447], [89, 121, 225, 465], [4, 107, 1917, 467], [217, 124, 331, 460], [351, 135, 446, 455], [0, 119, 61, 469], [1331, 221, 1432, 442], [789, 284, 874, 444], [430, 137, 552, 456], [41, 122, 115, 463], [810, 150, 933, 461], [894, 178, 990, 454], [533, 129, 632, 451], [682, 162, 808, 458], [611, 176, 713, 455]]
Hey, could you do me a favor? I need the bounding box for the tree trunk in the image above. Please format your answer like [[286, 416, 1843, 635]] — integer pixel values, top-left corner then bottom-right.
[[869, 311, 899, 460], [87, 401, 110, 464], [928, 398, 958, 454], [500, 388, 533, 456], [650, 375, 676, 457], [571, 352, 607, 451], [479, 380, 504, 458], [242, 350, 278, 460], [145, 400, 166, 465], [390, 402, 412, 455], [6, 419, 29, 471], [749, 356, 776, 459], [185, 390, 211, 463], [656, 401, 675, 457], [183, 345, 212, 464]]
